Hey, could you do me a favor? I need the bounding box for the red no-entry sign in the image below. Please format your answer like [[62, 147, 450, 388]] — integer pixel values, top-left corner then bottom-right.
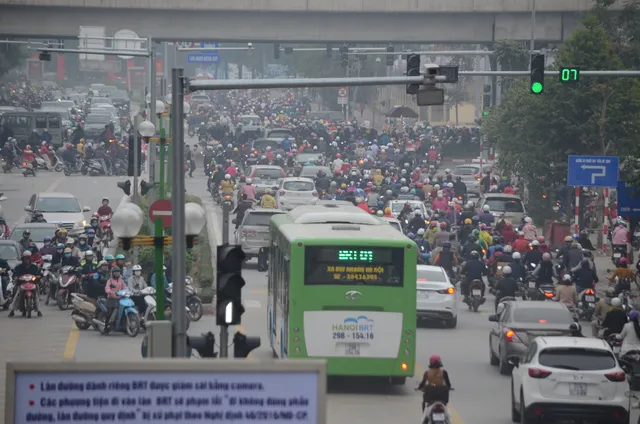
[[149, 199, 173, 228]]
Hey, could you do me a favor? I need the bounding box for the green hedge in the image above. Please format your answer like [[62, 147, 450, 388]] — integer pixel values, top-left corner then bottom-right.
[[118, 194, 214, 303]]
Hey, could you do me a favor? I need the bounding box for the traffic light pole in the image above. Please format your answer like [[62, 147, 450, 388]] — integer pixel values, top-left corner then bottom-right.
[[154, 219, 165, 321], [132, 129, 140, 204], [171, 68, 189, 358], [219, 326, 229, 358], [222, 201, 230, 244]]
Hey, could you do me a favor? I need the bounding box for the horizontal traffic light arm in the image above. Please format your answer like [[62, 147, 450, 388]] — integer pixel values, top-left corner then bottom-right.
[[148, 137, 172, 143], [119, 236, 178, 247]]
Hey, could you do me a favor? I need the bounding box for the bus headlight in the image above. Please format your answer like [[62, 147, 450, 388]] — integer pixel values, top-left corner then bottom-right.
[[401, 363, 409, 371]]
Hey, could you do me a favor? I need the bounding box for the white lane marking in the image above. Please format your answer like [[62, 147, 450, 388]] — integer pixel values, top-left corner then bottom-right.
[[11, 176, 63, 228], [243, 300, 262, 308]]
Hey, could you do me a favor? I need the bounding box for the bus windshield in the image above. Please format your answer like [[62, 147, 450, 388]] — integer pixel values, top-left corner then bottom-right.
[[304, 246, 404, 286]]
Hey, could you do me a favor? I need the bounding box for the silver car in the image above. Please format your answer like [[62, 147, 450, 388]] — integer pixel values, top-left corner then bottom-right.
[[452, 164, 493, 197], [234, 209, 286, 258], [25, 192, 91, 236], [477, 194, 527, 225], [247, 165, 286, 196]]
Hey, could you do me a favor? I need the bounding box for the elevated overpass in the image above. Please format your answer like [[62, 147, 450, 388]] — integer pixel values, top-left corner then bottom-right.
[[0, 0, 624, 43]]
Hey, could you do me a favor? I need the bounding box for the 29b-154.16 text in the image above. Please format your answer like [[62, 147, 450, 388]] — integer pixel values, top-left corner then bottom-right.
[[333, 332, 374, 340]]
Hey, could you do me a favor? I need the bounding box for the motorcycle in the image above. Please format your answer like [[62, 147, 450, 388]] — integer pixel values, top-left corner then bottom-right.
[[464, 280, 485, 312], [41, 255, 58, 303], [162, 283, 192, 330], [93, 290, 141, 337], [607, 333, 623, 358], [612, 244, 628, 266], [139, 286, 157, 329], [538, 284, 556, 301], [620, 350, 640, 390], [99, 215, 113, 246], [185, 276, 203, 322], [63, 159, 84, 176], [1, 156, 11, 173], [0, 268, 10, 307], [85, 158, 108, 176], [620, 290, 633, 315], [576, 288, 597, 321], [422, 402, 449, 424], [22, 161, 35, 177], [70, 293, 102, 331], [525, 278, 540, 300], [56, 265, 80, 310], [16, 274, 38, 318]]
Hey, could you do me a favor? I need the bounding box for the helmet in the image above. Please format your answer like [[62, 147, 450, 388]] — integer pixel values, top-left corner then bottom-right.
[[630, 310, 639, 321], [428, 354, 442, 367], [569, 322, 582, 333], [470, 251, 480, 258], [115, 254, 125, 260], [246, 178, 253, 184], [503, 245, 512, 253], [503, 266, 512, 275], [619, 257, 628, 265], [111, 266, 121, 273], [22, 250, 32, 257], [225, 174, 231, 180], [611, 297, 622, 307], [542, 252, 551, 261], [524, 217, 532, 223], [562, 274, 572, 282], [439, 222, 447, 229], [85, 250, 94, 257], [63, 248, 72, 254], [564, 236, 573, 242], [102, 197, 109, 203], [132, 264, 142, 271], [464, 218, 472, 225], [417, 228, 425, 235], [531, 240, 540, 246], [512, 252, 521, 260], [43, 236, 52, 243], [104, 254, 115, 261], [56, 243, 64, 249], [606, 287, 616, 297], [443, 242, 451, 249], [482, 205, 490, 212], [98, 260, 108, 268]]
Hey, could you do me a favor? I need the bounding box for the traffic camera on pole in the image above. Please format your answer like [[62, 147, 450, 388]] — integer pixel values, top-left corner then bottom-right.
[[274, 43, 280, 60], [117, 180, 131, 196], [386, 44, 394, 66], [187, 332, 218, 358], [406, 54, 421, 95], [233, 332, 261, 358], [530, 54, 545, 94], [216, 244, 246, 326], [140, 180, 157, 196], [340, 44, 349, 68]]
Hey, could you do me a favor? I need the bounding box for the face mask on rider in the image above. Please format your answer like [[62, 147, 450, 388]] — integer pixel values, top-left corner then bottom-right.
[[112, 273, 120, 279], [102, 201, 108, 206], [134, 271, 141, 277], [91, 222, 98, 227], [64, 253, 71, 258], [79, 240, 86, 245]]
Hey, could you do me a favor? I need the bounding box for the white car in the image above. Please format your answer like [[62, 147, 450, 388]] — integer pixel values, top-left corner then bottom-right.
[[510, 336, 629, 424], [416, 265, 459, 328], [276, 177, 318, 211], [388, 200, 428, 219]]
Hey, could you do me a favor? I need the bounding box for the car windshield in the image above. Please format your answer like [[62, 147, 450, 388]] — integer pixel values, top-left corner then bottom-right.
[[297, 153, 321, 163], [283, 181, 315, 192], [92, 98, 112, 105], [252, 139, 281, 151], [392, 202, 421, 213], [300, 167, 330, 178], [10, 228, 56, 242], [484, 198, 524, 213], [417, 269, 446, 282], [0, 244, 19, 261], [513, 308, 574, 324], [538, 348, 616, 371], [36, 197, 81, 213], [267, 130, 292, 139], [85, 116, 109, 124], [454, 166, 478, 176], [243, 213, 280, 226], [253, 169, 282, 180], [242, 117, 260, 126]]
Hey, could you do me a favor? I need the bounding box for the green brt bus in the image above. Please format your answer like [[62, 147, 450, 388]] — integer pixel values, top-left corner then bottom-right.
[[267, 203, 417, 384]]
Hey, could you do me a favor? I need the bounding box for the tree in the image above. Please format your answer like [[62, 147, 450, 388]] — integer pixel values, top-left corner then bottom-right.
[[483, 13, 640, 220], [444, 51, 476, 125], [0, 45, 26, 77]]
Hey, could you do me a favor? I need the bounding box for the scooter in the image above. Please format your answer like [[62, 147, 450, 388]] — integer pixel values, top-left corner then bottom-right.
[[538, 284, 556, 300], [576, 288, 597, 321], [161, 283, 192, 330], [257, 247, 269, 272], [0, 268, 10, 308], [421, 402, 449, 424], [93, 290, 141, 337], [185, 277, 203, 322], [22, 161, 35, 177], [56, 265, 80, 310], [70, 292, 102, 331], [99, 215, 113, 246], [608, 333, 623, 357], [464, 280, 485, 312], [41, 255, 58, 304], [612, 244, 628, 266], [16, 274, 38, 318], [620, 350, 640, 391], [139, 286, 157, 329]]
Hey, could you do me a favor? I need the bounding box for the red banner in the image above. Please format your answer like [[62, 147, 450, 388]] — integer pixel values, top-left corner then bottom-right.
[[56, 55, 65, 81]]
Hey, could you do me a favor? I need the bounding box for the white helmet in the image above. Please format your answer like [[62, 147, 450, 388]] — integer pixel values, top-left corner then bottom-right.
[[524, 217, 532, 223], [611, 297, 622, 307], [503, 266, 512, 275], [224, 174, 231, 180], [246, 178, 252, 184], [503, 245, 512, 253], [85, 250, 94, 257], [512, 252, 521, 260], [483, 205, 490, 212], [132, 264, 142, 271], [445, 168, 451, 174]]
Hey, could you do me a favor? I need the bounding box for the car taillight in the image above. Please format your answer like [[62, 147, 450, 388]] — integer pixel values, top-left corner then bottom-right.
[[312, 191, 318, 197], [528, 368, 552, 379], [585, 289, 595, 295], [437, 287, 455, 295], [241, 230, 256, 237], [605, 371, 626, 382], [279, 190, 286, 196], [505, 329, 522, 343]]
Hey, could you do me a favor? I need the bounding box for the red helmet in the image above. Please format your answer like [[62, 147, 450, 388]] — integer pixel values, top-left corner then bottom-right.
[[336, 153, 342, 159], [619, 257, 628, 265], [537, 236, 545, 243], [439, 222, 447, 229], [429, 354, 442, 366]]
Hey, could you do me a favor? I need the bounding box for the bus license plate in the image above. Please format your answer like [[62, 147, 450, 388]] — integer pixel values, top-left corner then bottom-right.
[[569, 383, 587, 396], [529, 282, 536, 288], [585, 295, 595, 302], [472, 289, 481, 296], [431, 413, 446, 421], [344, 343, 360, 356]]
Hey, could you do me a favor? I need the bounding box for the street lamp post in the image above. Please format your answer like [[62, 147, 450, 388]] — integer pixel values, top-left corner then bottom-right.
[[137, 120, 156, 203], [155, 99, 168, 201]]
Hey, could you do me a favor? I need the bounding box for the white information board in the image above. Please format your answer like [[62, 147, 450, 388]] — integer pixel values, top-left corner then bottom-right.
[[6, 360, 326, 424]]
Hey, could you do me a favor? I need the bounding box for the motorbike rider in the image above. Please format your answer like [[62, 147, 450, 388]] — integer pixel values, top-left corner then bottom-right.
[[65, 238, 80, 258], [260, 189, 277, 209], [607, 257, 634, 294], [452, 176, 467, 202], [103, 266, 127, 334], [127, 264, 147, 315], [87, 260, 109, 300], [233, 194, 254, 229], [77, 234, 92, 253], [417, 354, 452, 412], [432, 242, 458, 279], [8, 251, 42, 317], [569, 322, 585, 337], [39, 236, 55, 257], [114, 254, 128, 278], [460, 250, 487, 300], [578, 230, 596, 251], [104, 254, 116, 269], [18, 230, 32, 252], [315, 170, 331, 194], [618, 309, 640, 356], [220, 174, 235, 198], [494, 266, 519, 311], [524, 240, 543, 268], [461, 235, 483, 260], [477, 205, 495, 226], [408, 211, 427, 235], [51, 243, 65, 265], [592, 287, 615, 337], [60, 248, 80, 267], [97, 197, 113, 217], [612, 220, 630, 258], [150, 265, 170, 291], [573, 259, 598, 293], [532, 252, 557, 286], [0, 217, 10, 240], [554, 274, 578, 309], [23, 145, 37, 173], [30, 211, 46, 223], [458, 218, 474, 245], [601, 297, 628, 338], [511, 232, 530, 254], [240, 178, 257, 202], [54, 228, 68, 245]]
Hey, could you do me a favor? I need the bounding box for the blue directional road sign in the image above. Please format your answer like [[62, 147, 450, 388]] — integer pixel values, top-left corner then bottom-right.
[[567, 155, 619, 187], [617, 181, 640, 217], [187, 54, 220, 64], [200, 42, 219, 51]]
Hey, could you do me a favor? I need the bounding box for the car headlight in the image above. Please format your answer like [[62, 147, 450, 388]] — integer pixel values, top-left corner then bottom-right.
[[75, 220, 86, 228]]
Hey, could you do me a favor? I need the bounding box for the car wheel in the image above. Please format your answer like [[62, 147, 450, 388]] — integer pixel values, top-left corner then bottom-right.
[[490, 337, 499, 366], [511, 381, 521, 422], [446, 316, 457, 328], [499, 348, 513, 375]]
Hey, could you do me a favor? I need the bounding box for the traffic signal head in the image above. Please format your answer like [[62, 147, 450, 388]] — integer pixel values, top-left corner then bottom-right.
[[233, 332, 261, 358], [187, 332, 217, 358], [39, 52, 51, 62], [140, 180, 157, 196], [406, 54, 421, 95], [530, 54, 545, 94], [216, 244, 247, 326], [340, 44, 348, 68], [386, 44, 394, 66], [117, 180, 131, 196], [274, 43, 280, 60]]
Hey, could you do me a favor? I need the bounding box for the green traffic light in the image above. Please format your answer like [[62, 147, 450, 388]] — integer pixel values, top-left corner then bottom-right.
[[483, 110, 489, 117], [531, 82, 543, 94]]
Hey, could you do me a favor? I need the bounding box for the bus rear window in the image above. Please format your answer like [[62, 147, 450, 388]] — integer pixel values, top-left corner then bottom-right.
[[304, 246, 404, 286]]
